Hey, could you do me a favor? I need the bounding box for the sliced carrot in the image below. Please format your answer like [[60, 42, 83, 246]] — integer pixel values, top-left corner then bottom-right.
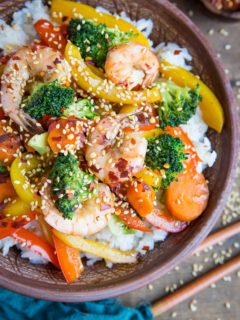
[[12, 228, 60, 268], [0, 177, 16, 202], [166, 126, 201, 172], [0, 122, 21, 165], [53, 234, 83, 283], [166, 171, 209, 222], [126, 181, 155, 217], [48, 117, 85, 153], [145, 209, 189, 233]]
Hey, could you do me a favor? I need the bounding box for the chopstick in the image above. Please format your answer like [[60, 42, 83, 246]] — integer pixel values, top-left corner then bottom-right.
[[194, 221, 240, 254], [152, 255, 240, 316], [151, 221, 240, 317]]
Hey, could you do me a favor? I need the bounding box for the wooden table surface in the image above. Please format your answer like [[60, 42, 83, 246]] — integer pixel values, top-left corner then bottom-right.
[[120, 1, 240, 319]]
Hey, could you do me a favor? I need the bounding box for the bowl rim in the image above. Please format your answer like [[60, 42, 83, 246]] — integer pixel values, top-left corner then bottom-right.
[[0, 0, 239, 302], [200, 0, 240, 20]]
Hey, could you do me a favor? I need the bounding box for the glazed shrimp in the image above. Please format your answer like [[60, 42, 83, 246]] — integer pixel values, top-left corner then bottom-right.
[[85, 115, 148, 185], [41, 183, 115, 236], [105, 42, 159, 90], [1, 46, 71, 132]]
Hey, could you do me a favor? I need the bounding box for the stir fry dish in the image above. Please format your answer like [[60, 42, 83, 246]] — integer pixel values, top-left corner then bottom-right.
[[0, 0, 224, 283]]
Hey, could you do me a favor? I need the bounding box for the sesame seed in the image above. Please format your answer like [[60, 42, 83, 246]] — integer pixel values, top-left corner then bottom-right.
[[225, 44, 231, 50]]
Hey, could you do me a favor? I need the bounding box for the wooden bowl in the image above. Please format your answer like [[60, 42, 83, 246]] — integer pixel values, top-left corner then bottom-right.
[[200, 0, 240, 20], [0, 0, 238, 302]]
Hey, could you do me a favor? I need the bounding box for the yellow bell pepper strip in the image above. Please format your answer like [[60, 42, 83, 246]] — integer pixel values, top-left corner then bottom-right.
[[10, 154, 41, 204], [119, 104, 138, 114], [65, 42, 161, 104], [50, 0, 150, 47], [135, 167, 162, 189], [3, 198, 31, 217], [87, 64, 105, 79], [142, 128, 163, 139], [159, 61, 224, 132], [53, 229, 137, 263]]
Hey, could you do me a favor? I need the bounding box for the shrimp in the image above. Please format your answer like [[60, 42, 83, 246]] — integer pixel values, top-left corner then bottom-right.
[[41, 183, 115, 236], [85, 115, 148, 185], [1, 46, 71, 132], [105, 42, 159, 90]]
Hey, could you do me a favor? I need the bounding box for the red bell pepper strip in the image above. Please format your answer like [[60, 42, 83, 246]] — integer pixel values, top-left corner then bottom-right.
[[123, 124, 157, 133], [115, 206, 151, 233], [53, 234, 83, 283], [34, 19, 67, 53], [12, 228, 60, 268], [0, 108, 5, 120], [0, 212, 38, 240], [145, 209, 189, 233]]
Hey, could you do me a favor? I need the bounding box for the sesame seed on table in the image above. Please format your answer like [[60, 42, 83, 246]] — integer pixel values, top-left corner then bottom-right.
[[119, 1, 240, 319]]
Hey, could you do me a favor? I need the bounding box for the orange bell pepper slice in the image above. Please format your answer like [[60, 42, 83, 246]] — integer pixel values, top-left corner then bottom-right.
[[115, 206, 151, 233], [34, 19, 67, 53], [53, 233, 83, 283], [0, 211, 38, 240], [12, 228, 60, 268]]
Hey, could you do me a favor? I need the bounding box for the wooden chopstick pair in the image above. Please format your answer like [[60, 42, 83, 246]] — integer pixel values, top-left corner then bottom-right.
[[151, 221, 240, 317]]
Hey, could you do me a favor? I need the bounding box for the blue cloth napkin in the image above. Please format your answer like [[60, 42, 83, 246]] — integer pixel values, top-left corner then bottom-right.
[[0, 288, 153, 320]]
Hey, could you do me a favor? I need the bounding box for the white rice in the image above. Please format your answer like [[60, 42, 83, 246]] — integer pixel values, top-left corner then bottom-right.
[[0, 0, 49, 53], [155, 42, 193, 70], [96, 6, 154, 41], [0, 0, 217, 267], [181, 108, 217, 173]]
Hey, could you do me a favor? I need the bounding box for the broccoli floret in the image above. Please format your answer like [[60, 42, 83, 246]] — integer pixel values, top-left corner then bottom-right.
[[157, 82, 201, 129], [145, 134, 187, 189], [0, 162, 7, 173], [68, 18, 135, 67], [49, 153, 96, 220], [63, 99, 97, 120], [23, 81, 75, 119]]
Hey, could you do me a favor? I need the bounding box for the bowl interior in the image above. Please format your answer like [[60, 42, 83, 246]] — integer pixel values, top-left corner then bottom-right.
[[0, 0, 237, 301]]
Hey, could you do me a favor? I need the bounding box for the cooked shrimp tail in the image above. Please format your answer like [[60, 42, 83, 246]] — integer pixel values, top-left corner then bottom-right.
[[1, 46, 71, 132], [13, 109, 43, 133]]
